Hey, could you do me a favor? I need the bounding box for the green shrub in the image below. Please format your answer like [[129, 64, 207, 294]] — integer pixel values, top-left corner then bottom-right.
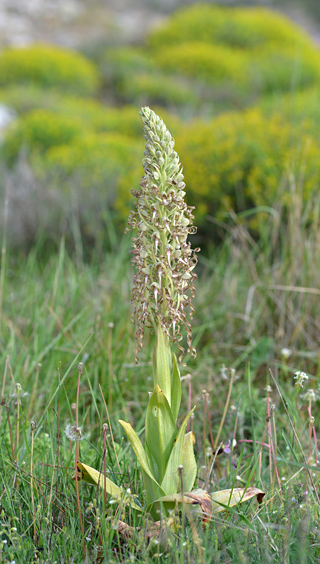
[[95, 6, 320, 116], [0, 88, 145, 138], [45, 99, 144, 138], [46, 99, 182, 140], [147, 5, 320, 99], [0, 43, 99, 96], [41, 132, 143, 207], [147, 5, 234, 49], [43, 132, 141, 179], [1, 101, 183, 172], [175, 108, 320, 227], [229, 7, 317, 50], [250, 46, 320, 93], [260, 86, 320, 126], [101, 47, 153, 101], [101, 47, 198, 108], [153, 42, 248, 87], [102, 47, 154, 81], [115, 72, 199, 107], [0, 85, 69, 115], [147, 4, 317, 52], [2, 109, 84, 164]]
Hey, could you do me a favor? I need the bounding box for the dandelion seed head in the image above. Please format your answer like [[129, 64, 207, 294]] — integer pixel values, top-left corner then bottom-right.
[[304, 389, 316, 403], [64, 423, 84, 441], [281, 348, 292, 360]]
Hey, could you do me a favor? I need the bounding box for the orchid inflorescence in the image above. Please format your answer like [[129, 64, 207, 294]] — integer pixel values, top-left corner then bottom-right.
[[127, 106, 199, 362], [78, 107, 265, 525]]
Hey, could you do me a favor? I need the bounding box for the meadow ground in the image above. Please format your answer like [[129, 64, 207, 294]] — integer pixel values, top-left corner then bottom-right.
[[1, 195, 320, 563]]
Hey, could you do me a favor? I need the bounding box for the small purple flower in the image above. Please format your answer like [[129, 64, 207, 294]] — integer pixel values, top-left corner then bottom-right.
[[223, 440, 232, 454]]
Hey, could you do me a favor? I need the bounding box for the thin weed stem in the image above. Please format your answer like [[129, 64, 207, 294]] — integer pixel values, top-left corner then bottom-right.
[[266, 393, 273, 487], [266, 393, 282, 496], [27, 363, 41, 420], [14, 383, 22, 462], [178, 465, 185, 536], [187, 380, 192, 433], [0, 355, 9, 425], [75, 362, 86, 558], [270, 369, 320, 505], [30, 420, 37, 547], [271, 407, 282, 493], [1, 399, 14, 460], [108, 322, 114, 410], [307, 399, 317, 467], [99, 383, 121, 474], [202, 390, 207, 464], [205, 392, 215, 451], [102, 423, 108, 513], [215, 368, 235, 448], [0, 183, 8, 333]]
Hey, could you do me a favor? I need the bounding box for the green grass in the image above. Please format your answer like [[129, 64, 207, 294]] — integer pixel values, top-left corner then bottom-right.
[[1, 200, 320, 562]]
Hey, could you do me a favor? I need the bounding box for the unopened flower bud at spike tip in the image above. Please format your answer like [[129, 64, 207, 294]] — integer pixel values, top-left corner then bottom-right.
[[128, 107, 199, 361]]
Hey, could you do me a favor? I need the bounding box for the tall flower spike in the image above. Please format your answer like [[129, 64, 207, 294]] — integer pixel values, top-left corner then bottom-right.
[[127, 107, 199, 362]]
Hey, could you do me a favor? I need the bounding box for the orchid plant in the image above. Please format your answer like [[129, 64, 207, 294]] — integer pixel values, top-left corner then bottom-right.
[[78, 107, 264, 525]]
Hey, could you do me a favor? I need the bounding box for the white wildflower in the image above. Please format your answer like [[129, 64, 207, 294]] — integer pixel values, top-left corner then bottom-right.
[[294, 371, 308, 388], [281, 348, 292, 360]]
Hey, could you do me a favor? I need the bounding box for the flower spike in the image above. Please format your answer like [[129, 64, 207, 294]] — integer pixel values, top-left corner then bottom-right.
[[127, 107, 199, 362]]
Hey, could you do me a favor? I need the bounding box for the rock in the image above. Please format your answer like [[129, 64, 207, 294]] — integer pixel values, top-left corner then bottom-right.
[[0, 104, 16, 137]]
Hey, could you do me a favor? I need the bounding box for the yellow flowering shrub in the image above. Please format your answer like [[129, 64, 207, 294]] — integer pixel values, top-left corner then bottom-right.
[[2, 109, 84, 164], [147, 4, 320, 97], [250, 45, 320, 93], [41, 133, 143, 230], [116, 72, 199, 107], [45, 100, 144, 138], [101, 46, 198, 108], [0, 43, 99, 96], [102, 47, 154, 84], [43, 132, 142, 181], [153, 42, 248, 86], [261, 86, 320, 126], [0, 85, 70, 114], [114, 163, 144, 221], [175, 108, 320, 227], [147, 4, 317, 52]]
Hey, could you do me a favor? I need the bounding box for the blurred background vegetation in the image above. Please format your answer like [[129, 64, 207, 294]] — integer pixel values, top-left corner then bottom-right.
[[1, 1, 320, 369], [1, 2, 320, 254]]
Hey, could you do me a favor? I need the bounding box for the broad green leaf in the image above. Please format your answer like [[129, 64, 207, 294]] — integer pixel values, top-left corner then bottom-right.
[[145, 441, 159, 483], [210, 487, 265, 513], [143, 444, 168, 509], [119, 419, 166, 505], [181, 432, 197, 492], [145, 384, 177, 483], [142, 469, 167, 519], [77, 461, 142, 511], [152, 326, 172, 405], [160, 407, 195, 495], [119, 420, 158, 484], [171, 354, 181, 422]]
